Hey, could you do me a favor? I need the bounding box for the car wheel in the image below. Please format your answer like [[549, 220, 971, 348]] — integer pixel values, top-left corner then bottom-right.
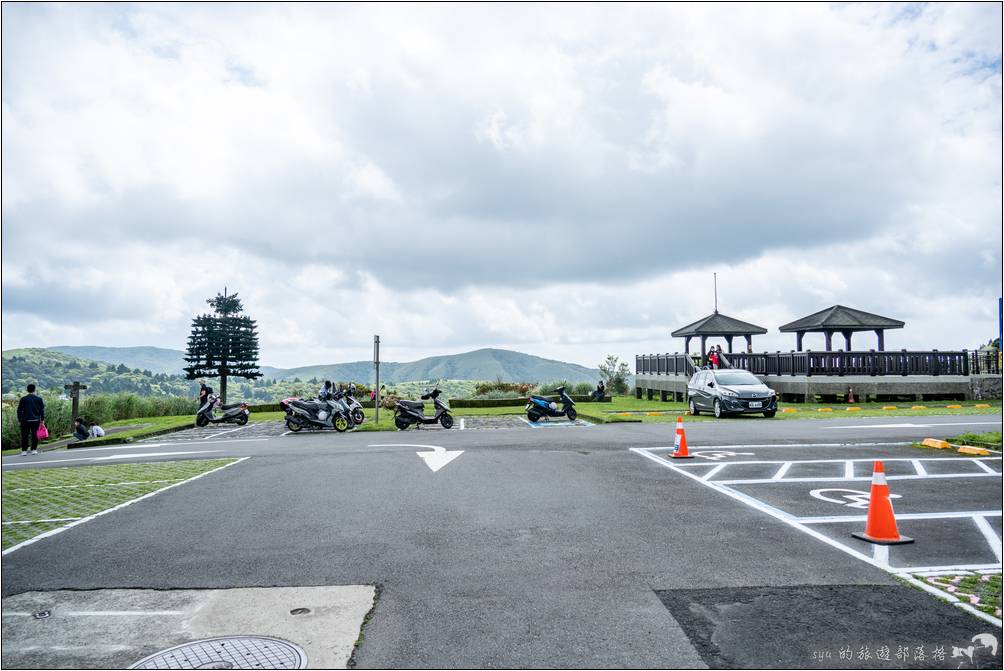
[[763, 410, 777, 418], [688, 399, 699, 416], [713, 399, 723, 418]]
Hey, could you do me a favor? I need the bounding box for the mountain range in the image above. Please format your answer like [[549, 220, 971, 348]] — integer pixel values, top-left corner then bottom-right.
[[41, 346, 603, 385]]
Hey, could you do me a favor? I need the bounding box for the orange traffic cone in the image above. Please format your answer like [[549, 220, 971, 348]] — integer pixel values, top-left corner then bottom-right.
[[672, 416, 693, 459], [852, 461, 913, 545]]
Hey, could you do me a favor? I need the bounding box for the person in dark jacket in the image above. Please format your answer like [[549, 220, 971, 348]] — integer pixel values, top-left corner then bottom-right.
[[198, 380, 213, 409], [73, 417, 89, 442], [16, 384, 45, 455]]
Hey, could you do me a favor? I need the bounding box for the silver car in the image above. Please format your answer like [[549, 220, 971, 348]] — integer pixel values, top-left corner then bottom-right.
[[687, 369, 777, 418]]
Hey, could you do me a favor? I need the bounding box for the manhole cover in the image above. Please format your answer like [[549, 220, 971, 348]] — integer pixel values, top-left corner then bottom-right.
[[129, 636, 307, 669]]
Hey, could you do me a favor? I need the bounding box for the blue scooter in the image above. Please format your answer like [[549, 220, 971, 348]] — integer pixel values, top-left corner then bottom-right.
[[525, 386, 577, 422]]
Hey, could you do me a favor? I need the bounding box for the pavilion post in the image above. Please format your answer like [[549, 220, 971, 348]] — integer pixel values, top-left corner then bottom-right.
[[796, 331, 804, 351], [843, 330, 853, 351], [824, 331, 833, 351], [700, 335, 707, 364], [684, 336, 691, 356], [744, 334, 752, 352], [876, 329, 885, 351], [726, 336, 734, 353]]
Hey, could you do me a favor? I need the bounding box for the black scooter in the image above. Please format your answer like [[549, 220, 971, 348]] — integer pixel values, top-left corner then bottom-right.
[[525, 386, 577, 422], [196, 394, 249, 427], [394, 387, 454, 430]]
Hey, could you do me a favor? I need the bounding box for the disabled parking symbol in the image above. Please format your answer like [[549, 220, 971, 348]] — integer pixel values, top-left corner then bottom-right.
[[810, 488, 901, 509], [691, 450, 755, 461]]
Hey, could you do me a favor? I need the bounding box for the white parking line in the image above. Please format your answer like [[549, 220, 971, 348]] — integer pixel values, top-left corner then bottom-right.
[[702, 464, 727, 481], [974, 515, 1003, 562], [204, 425, 250, 440], [798, 510, 1003, 524], [972, 459, 1000, 474], [669, 456, 1002, 467], [772, 462, 792, 480], [716, 472, 1001, 485], [644, 442, 915, 451], [823, 421, 1002, 430], [2, 451, 221, 468]]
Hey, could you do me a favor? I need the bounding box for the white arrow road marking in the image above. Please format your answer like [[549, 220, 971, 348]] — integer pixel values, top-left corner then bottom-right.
[[369, 443, 464, 473], [809, 487, 901, 509]]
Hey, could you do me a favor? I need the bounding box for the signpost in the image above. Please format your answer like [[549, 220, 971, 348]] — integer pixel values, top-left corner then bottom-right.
[[64, 381, 88, 432], [374, 335, 381, 424]]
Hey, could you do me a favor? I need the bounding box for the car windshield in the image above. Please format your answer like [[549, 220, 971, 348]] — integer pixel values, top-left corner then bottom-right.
[[714, 371, 761, 386]]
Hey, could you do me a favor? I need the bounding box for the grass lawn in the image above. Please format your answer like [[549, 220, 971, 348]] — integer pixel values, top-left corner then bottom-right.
[[1, 458, 238, 550], [916, 573, 1002, 619], [585, 397, 1002, 423]]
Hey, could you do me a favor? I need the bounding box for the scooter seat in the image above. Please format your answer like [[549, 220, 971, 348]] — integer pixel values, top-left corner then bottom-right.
[[220, 402, 244, 411], [397, 399, 425, 410], [291, 399, 322, 411]]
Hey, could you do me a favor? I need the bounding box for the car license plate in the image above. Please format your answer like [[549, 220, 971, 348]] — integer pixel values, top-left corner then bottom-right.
[[749, 401, 762, 409]]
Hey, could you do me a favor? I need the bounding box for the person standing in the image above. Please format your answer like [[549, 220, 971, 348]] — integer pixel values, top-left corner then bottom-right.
[[16, 384, 45, 455]]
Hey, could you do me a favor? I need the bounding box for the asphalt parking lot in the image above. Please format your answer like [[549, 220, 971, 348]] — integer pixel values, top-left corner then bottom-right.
[[632, 443, 1002, 577], [2, 415, 1001, 669]]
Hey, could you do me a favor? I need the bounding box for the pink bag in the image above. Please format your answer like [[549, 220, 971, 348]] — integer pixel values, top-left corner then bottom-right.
[[36, 422, 49, 440]]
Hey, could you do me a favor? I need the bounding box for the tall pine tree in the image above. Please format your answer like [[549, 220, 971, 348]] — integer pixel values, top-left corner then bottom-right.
[[184, 289, 262, 403]]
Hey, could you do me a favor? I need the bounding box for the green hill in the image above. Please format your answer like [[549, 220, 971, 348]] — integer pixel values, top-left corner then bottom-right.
[[267, 349, 601, 384], [49, 346, 188, 376], [42, 346, 603, 385], [2, 348, 197, 397]]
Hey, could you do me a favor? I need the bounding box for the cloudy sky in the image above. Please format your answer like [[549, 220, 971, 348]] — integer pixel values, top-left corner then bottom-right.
[[2, 2, 1001, 369]]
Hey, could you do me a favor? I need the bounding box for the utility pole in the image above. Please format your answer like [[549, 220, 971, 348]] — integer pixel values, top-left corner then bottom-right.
[[713, 272, 718, 313], [374, 335, 381, 424]]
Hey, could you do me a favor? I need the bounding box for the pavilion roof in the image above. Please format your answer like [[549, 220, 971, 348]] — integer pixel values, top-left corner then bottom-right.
[[671, 311, 768, 337], [779, 305, 904, 333]]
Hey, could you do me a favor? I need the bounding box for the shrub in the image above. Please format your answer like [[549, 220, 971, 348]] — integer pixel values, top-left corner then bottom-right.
[[473, 380, 536, 396], [534, 380, 572, 395], [573, 382, 594, 395]]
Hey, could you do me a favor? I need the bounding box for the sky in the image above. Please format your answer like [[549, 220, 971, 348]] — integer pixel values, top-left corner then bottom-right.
[[1, 2, 1001, 369]]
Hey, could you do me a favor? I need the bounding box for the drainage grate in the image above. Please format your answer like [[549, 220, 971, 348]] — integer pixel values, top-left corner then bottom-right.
[[129, 636, 306, 669]]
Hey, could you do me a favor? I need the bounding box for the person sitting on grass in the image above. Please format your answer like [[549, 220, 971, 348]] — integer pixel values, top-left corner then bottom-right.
[[73, 417, 89, 442], [88, 421, 105, 438]]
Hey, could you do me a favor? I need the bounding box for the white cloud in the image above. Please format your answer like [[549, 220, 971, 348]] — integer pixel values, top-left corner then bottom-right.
[[1, 2, 1000, 369]]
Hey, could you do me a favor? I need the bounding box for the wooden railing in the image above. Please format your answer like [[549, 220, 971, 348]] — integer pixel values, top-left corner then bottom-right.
[[636, 350, 999, 377], [635, 353, 697, 377]]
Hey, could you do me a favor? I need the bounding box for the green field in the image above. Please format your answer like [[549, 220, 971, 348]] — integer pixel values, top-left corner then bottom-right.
[[1, 459, 239, 550]]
